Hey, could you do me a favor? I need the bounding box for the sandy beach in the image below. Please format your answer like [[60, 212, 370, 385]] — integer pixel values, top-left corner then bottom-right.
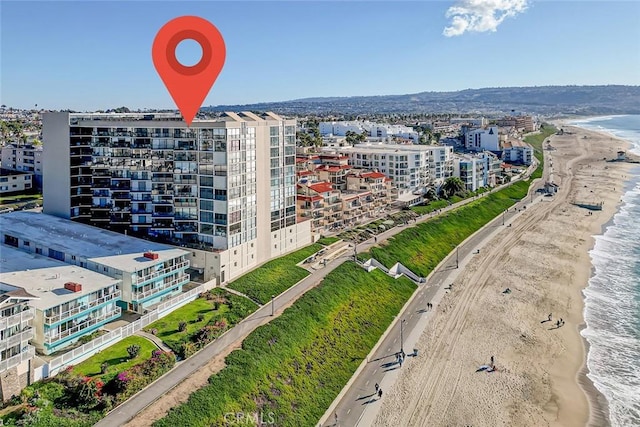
[[373, 126, 633, 427]]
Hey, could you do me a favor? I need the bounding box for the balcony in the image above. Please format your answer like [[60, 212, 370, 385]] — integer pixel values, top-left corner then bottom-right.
[[135, 261, 189, 285], [44, 307, 122, 344], [0, 328, 34, 351], [43, 290, 121, 325], [134, 274, 189, 301], [0, 346, 35, 372], [0, 308, 34, 331]]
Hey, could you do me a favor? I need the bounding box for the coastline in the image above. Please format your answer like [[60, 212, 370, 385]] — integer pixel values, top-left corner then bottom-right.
[[373, 125, 633, 427]]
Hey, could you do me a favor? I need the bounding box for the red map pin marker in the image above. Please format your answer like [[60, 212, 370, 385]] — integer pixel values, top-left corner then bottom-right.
[[152, 16, 226, 125]]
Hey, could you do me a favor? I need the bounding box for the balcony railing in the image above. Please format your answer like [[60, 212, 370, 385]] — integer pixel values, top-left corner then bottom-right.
[[135, 261, 189, 285], [0, 346, 35, 372], [44, 307, 122, 344], [44, 291, 121, 325], [0, 328, 34, 351], [0, 308, 34, 331], [134, 274, 189, 301]]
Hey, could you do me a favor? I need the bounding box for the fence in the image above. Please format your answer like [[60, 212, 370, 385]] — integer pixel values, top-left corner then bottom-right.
[[46, 280, 216, 378]]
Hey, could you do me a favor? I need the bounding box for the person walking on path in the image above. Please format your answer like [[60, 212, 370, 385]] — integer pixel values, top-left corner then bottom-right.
[[378, 389, 383, 399], [334, 412, 338, 425], [375, 383, 379, 393]]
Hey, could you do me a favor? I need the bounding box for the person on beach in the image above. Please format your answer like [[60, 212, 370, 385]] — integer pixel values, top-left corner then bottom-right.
[[548, 313, 552, 321], [556, 320, 561, 328], [490, 355, 494, 365]]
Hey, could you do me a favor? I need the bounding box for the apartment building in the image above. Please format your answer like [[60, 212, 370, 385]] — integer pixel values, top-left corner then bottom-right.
[[0, 211, 190, 315], [464, 126, 500, 152], [0, 245, 121, 355], [450, 117, 487, 127], [453, 155, 487, 192], [335, 143, 453, 205], [502, 140, 534, 165], [496, 115, 536, 132], [0, 169, 33, 195], [1, 144, 43, 188], [0, 279, 36, 401], [42, 112, 311, 284], [319, 121, 419, 142], [296, 171, 393, 233]]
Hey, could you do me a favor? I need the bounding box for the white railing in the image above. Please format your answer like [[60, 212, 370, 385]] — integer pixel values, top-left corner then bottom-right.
[[135, 260, 189, 285], [44, 291, 121, 324], [46, 280, 216, 377], [0, 308, 34, 330], [44, 307, 122, 344], [0, 346, 35, 373], [134, 274, 189, 301], [0, 328, 34, 351]]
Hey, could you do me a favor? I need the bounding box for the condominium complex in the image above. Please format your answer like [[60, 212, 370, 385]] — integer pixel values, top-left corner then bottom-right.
[[334, 143, 454, 205], [0, 212, 190, 318], [1, 144, 43, 188], [0, 245, 121, 356], [0, 169, 33, 195], [0, 279, 36, 401], [42, 112, 311, 284], [464, 126, 500, 152], [319, 121, 419, 142]]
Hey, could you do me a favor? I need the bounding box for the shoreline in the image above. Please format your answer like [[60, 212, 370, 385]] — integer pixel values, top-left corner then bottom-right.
[[569, 122, 639, 427], [372, 125, 633, 427]]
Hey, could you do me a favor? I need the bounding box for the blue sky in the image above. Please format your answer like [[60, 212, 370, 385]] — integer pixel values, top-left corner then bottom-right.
[[1, 1, 639, 110]]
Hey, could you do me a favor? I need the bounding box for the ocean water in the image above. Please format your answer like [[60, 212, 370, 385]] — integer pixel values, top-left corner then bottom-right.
[[571, 115, 640, 426]]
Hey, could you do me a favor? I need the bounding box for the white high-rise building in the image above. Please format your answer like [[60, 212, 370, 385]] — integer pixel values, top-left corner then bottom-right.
[[334, 143, 453, 205], [42, 112, 311, 284]]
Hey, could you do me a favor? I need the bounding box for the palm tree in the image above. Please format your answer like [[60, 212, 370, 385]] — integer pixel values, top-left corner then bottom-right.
[[441, 177, 465, 198]]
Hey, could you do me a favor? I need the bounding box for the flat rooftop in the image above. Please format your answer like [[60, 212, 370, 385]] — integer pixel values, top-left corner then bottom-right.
[[0, 212, 189, 272], [90, 248, 188, 273], [0, 245, 119, 310]]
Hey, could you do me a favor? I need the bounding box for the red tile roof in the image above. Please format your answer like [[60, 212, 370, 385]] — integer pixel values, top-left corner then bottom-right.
[[308, 182, 334, 194]]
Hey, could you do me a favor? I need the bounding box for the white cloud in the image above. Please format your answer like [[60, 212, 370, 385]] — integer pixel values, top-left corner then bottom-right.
[[443, 0, 529, 37]]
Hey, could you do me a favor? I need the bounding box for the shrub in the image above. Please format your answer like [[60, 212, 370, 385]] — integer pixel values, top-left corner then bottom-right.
[[178, 321, 187, 332], [100, 362, 109, 375], [127, 344, 141, 359], [197, 314, 205, 322]]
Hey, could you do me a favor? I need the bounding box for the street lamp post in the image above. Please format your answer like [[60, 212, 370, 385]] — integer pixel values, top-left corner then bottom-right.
[[271, 295, 275, 317], [456, 246, 459, 269], [502, 210, 505, 226], [400, 319, 406, 355]]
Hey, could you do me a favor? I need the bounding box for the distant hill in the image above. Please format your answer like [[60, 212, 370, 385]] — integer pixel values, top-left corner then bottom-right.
[[204, 85, 640, 116]]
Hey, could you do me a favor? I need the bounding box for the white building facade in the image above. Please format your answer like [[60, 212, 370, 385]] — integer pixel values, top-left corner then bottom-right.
[[1, 144, 43, 188], [464, 126, 500, 152], [334, 143, 453, 203]]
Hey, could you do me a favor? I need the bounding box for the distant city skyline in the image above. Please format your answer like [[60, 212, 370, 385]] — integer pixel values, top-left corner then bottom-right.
[[1, 1, 639, 111]]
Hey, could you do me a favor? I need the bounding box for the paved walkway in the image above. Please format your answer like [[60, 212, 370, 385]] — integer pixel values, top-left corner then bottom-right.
[[96, 165, 540, 427], [135, 331, 173, 353]]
